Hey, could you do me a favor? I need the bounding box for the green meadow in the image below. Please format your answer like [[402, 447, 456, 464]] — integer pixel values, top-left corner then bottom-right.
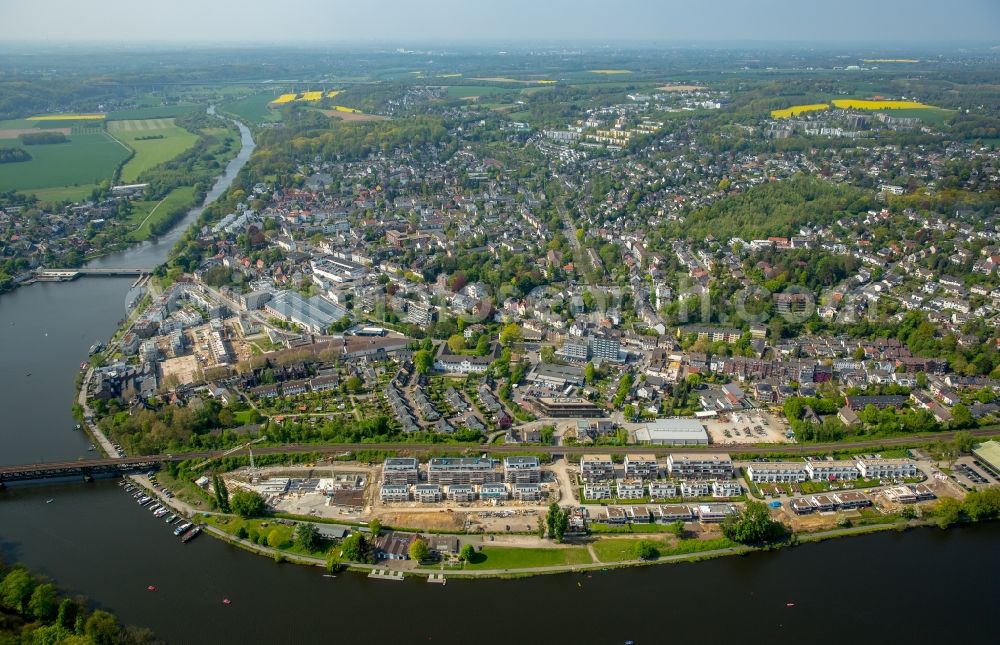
[[0, 130, 129, 197], [109, 118, 199, 183]]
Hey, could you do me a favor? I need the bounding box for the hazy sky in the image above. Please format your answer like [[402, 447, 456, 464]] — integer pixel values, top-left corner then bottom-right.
[[1, 0, 998, 44]]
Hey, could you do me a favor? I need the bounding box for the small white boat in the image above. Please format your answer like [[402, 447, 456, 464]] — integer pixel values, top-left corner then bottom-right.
[[45, 499, 54, 504]]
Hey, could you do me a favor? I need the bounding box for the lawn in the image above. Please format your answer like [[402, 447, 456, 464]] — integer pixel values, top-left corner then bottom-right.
[[109, 118, 199, 182], [592, 536, 737, 562], [220, 94, 283, 125], [463, 546, 592, 570], [592, 538, 659, 562], [125, 186, 196, 241], [0, 130, 129, 196]]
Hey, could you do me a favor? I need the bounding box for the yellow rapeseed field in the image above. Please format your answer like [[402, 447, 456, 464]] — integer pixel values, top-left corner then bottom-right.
[[27, 113, 106, 121], [331, 105, 360, 113], [771, 103, 830, 119], [589, 69, 632, 74], [832, 99, 933, 110], [271, 91, 342, 104]]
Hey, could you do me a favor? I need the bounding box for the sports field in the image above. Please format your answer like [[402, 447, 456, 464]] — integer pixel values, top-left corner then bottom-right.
[[108, 118, 199, 182], [0, 130, 129, 198]]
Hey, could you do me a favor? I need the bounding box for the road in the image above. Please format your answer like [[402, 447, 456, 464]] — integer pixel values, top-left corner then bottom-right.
[[5, 425, 998, 477]]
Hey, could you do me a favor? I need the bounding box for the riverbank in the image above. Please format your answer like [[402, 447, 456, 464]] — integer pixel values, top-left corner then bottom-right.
[[118, 472, 962, 582]]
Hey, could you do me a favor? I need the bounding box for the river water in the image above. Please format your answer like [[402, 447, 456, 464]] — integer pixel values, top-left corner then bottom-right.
[[0, 113, 994, 644]]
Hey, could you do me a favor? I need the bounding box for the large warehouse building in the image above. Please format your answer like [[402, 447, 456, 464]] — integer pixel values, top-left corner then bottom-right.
[[634, 418, 710, 446]]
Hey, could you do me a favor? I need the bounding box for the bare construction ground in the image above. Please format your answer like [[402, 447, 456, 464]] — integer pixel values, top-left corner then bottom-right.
[[160, 354, 199, 385]]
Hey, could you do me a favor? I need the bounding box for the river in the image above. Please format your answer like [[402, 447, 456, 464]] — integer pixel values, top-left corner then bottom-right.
[[0, 109, 253, 467], [0, 113, 994, 644]]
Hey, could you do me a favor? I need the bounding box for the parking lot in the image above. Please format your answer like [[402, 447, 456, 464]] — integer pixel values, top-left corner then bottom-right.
[[952, 457, 997, 489], [704, 411, 790, 445]]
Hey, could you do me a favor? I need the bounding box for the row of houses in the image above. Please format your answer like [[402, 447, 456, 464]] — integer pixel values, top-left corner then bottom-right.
[[591, 503, 738, 525], [584, 479, 742, 500], [747, 457, 919, 483], [246, 373, 340, 399], [580, 453, 734, 482], [379, 482, 544, 503]]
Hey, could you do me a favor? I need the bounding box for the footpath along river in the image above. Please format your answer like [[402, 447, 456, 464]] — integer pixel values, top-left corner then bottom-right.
[[0, 111, 994, 644]]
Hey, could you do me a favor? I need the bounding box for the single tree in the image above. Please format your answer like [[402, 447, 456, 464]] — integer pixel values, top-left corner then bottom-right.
[[408, 538, 429, 562], [368, 519, 383, 535], [721, 500, 787, 544], [413, 349, 434, 374], [294, 523, 320, 550], [346, 375, 364, 393], [633, 540, 660, 560], [230, 489, 265, 518], [28, 583, 58, 620], [0, 567, 34, 613], [459, 544, 475, 562], [339, 533, 368, 563], [84, 610, 120, 645], [213, 475, 230, 513], [447, 334, 466, 353]]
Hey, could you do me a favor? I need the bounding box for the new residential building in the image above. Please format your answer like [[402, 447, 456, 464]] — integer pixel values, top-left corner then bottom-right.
[[624, 454, 659, 480], [379, 483, 410, 503], [746, 462, 809, 483], [427, 457, 499, 485], [616, 480, 646, 499], [581, 454, 616, 482], [479, 483, 509, 501], [383, 457, 420, 484], [804, 459, 860, 481], [649, 481, 679, 498], [503, 456, 542, 483], [446, 484, 476, 502], [414, 484, 443, 503], [512, 483, 543, 502], [667, 453, 734, 480], [855, 458, 918, 479]]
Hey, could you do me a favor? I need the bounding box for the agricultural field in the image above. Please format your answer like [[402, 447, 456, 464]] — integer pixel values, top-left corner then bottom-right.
[[831, 99, 935, 110], [445, 85, 515, 99], [589, 69, 633, 75], [220, 93, 283, 125], [270, 90, 340, 105], [108, 118, 199, 182], [471, 77, 557, 85], [0, 129, 129, 198], [26, 113, 105, 121], [106, 105, 200, 120], [771, 103, 831, 119]]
